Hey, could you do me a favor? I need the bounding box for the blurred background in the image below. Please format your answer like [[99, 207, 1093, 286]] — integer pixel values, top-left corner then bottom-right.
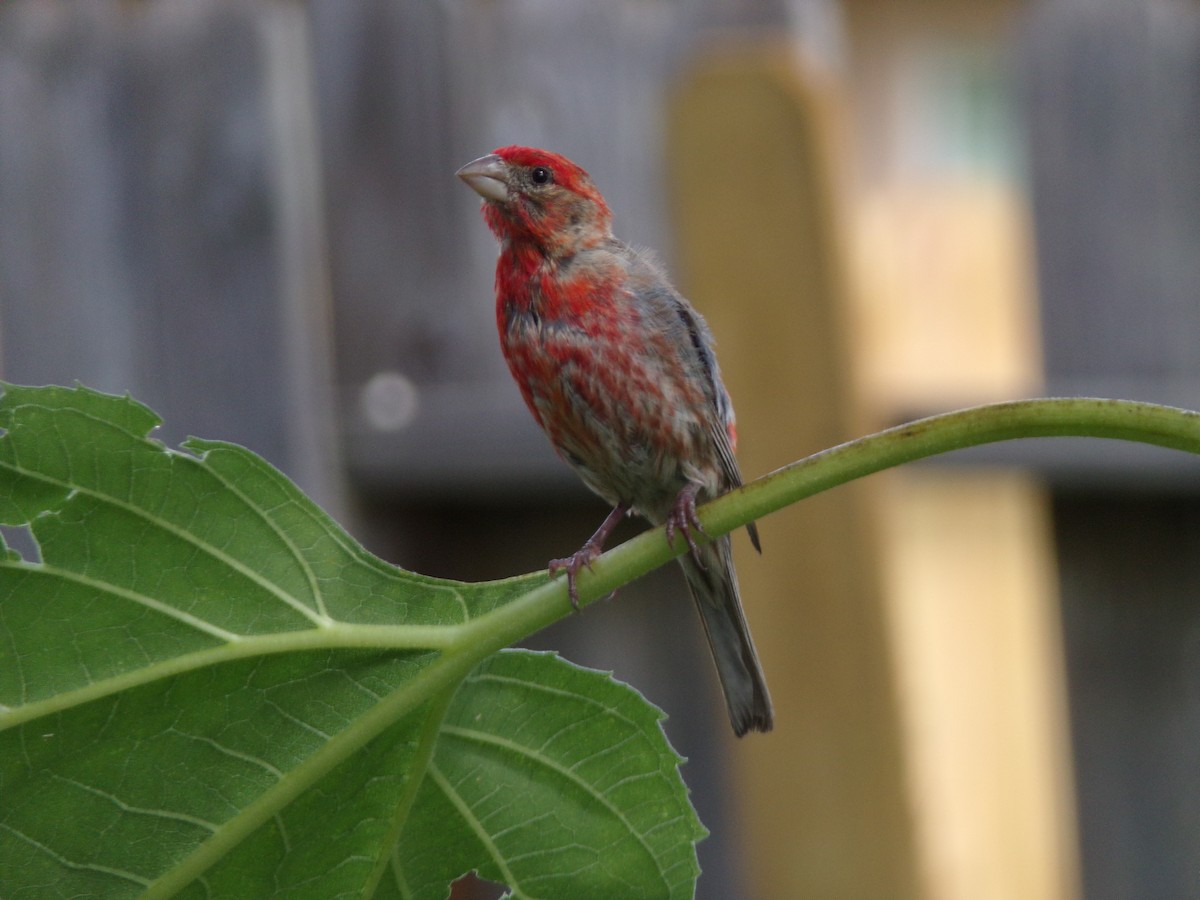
[[1, 0, 1198, 897]]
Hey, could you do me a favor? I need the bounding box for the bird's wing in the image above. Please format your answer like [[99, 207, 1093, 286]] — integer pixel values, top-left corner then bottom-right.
[[623, 246, 762, 552]]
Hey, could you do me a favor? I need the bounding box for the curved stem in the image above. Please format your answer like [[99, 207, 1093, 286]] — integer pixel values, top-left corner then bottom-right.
[[708, 397, 1200, 539], [468, 398, 1200, 643]]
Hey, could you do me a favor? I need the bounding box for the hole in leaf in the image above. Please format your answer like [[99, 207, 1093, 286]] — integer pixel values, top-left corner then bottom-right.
[[0, 524, 41, 563], [449, 873, 506, 899]]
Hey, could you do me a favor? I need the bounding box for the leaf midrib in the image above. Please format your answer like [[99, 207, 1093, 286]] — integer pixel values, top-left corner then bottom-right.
[[0, 620, 459, 731], [139, 639, 487, 899]]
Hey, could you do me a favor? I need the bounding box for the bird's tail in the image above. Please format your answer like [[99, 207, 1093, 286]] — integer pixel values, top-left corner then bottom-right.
[[678, 535, 773, 736]]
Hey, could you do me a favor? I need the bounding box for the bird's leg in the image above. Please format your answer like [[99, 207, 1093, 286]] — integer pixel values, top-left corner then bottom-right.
[[665, 483, 707, 568], [549, 504, 628, 610]]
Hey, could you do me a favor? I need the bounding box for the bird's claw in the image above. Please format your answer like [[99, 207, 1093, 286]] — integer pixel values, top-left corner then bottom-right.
[[549, 542, 601, 611], [665, 484, 707, 568], [548, 505, 628, 611]]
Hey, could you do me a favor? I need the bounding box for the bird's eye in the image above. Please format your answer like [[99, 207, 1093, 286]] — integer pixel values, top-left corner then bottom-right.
[[530, 166, 553, 186]]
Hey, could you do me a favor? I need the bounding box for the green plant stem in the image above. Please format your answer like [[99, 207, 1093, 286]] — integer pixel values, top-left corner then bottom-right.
[[473, 397, 1200, 643], [709, 396, 1200, 537]]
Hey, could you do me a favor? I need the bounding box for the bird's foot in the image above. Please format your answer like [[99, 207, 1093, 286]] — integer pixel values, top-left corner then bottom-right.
[[548, 543, 602, 611], [548, 504, 628, 610], [665, 483, 707, 567]]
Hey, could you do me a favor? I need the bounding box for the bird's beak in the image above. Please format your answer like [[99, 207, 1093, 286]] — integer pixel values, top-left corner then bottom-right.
[[456, 154, 509, 203]]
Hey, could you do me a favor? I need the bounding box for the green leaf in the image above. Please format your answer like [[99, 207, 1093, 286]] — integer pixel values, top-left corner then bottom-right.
[[390, 652, 704, 900], [0, 384, 702, 899]]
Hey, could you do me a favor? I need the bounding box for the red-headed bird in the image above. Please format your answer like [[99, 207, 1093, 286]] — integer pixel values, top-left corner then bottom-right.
[[457, 146, 772, 736]]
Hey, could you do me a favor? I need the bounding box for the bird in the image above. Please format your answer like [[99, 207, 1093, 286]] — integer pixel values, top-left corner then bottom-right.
[[457, 145, 772, 736]]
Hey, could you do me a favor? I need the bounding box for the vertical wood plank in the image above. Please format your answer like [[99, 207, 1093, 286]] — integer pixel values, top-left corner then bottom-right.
[[838, 4, 1081, 892], [878, 473, 1078, 900], [668, 47, 923, 899], [669, 41, 1079, 899], [0, 0, 347, 513], [1020, 3, 1200, 895]]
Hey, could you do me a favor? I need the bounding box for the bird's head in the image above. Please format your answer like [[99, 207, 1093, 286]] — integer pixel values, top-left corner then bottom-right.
[[457, 146, 612, 255]]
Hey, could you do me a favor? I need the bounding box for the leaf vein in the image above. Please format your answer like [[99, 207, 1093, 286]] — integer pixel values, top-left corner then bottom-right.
[[428, 761, 528, 898], [175, 732, 285, 780], [0, 456, 328, 628], [49, 773, 220, 832], [439, 724, 662, 881], [0, 821, 152, 886], [196, 457, 330, 620], [264, 700, 332, 741], [2, 560, 240, 643], [464, 671, 645, 731]]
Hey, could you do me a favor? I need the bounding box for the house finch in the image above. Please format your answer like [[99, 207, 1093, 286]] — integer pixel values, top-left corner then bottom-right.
[[457, 146, 772, 736]]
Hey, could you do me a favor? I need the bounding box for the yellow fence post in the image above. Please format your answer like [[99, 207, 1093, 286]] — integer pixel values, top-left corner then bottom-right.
[[667, 44, 1079, 900]]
